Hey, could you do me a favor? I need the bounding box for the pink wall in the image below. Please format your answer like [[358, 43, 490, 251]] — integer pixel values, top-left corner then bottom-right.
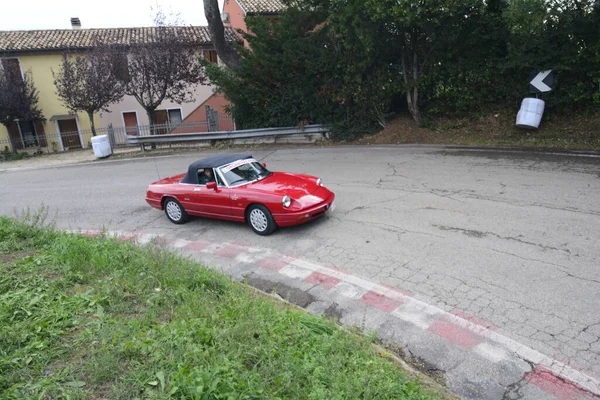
[[224, 0, 250, 48], [171, 93, 234, 133]]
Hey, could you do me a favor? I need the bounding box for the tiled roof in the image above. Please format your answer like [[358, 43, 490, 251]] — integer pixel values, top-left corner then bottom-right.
[[0, 26, 240, 54], [237, 0, 287, 14]]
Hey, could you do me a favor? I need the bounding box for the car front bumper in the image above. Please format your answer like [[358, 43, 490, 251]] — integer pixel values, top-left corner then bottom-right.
[[272, 193, 336, 227]]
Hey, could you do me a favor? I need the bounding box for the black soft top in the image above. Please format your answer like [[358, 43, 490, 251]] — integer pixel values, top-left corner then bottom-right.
[[181, 153, 253, 184]]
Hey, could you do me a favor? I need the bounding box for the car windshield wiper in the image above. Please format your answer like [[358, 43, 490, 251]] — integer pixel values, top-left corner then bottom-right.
[[229, 178, 249, 186], [252, 172, 272, 183]]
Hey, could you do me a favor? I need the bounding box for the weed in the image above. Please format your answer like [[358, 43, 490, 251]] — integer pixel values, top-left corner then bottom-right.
[[0, 216, 442, 399]]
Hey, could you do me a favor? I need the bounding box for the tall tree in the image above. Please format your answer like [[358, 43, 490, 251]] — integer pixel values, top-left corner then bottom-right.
[[121, 11, 206, 133], [53, 41, 125, 136], [203, 8, 341, 130], [0, 67, 44, 154], [204, 0, 241, 68], [358, 0, 482, 125]]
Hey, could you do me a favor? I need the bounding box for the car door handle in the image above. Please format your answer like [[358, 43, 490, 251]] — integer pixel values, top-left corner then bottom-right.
[[194, 188, 202, 192]]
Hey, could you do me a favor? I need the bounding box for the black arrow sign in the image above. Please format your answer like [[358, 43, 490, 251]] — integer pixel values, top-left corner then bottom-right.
[[529, 70, 554, 93]]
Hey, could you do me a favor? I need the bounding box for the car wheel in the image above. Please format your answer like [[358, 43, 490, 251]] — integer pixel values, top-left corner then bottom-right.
[[164, 198, 189, 224], [247, 204, 276, 236]]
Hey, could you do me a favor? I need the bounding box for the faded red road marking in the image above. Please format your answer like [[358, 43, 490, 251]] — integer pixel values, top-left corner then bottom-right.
[[258, 256, 291, 271], [451, 308, 498, 330], [427, 319, 482, 349], [361, 291, 403, 312], [215, 244, 245, 259], [121, 233, 137, 241], [525, 365, 596, 400], [304, 272, 341, 290], [382, 283, 414, 297], [184, 240, 212, 251]]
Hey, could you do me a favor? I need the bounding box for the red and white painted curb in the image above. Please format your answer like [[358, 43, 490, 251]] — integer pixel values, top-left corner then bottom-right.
[[69, 229, 600, 399]]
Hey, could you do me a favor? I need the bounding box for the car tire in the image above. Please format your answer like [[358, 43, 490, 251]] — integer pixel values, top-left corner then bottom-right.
[[164, 197, 189, 224], [247, 204, 276, 236]]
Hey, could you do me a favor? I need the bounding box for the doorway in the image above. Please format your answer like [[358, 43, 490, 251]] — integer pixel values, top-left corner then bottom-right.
[[57, 118, 82, 149], [123, 112, 139, 135]]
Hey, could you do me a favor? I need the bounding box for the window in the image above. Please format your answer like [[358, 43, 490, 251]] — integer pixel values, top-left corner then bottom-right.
[[203, 50, 218, 64], [153, 108, 183, 134], [197, 168, 225, 186], [168, 109, 182, 125], [1, 58, 23, 83], [154, 108, 182, 126], [7, 120, 46, 150], [18, 120, 38, 148], [218, 159, 271, 187], [215, 170, 225, 186]]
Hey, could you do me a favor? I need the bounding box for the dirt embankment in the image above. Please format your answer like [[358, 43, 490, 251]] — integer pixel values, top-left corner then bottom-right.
[[355, 111, 600, 151]]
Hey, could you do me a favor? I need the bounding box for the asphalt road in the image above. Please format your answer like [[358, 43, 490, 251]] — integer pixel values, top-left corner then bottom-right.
[[2, 145, 600, 381]]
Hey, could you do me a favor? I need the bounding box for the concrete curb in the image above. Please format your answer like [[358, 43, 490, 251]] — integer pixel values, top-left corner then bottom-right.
[[67, 228, 600, 400]]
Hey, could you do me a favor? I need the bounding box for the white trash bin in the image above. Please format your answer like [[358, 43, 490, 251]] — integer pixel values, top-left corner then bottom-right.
[[91, 135, 112, 158], [516, 98, 545, 129]]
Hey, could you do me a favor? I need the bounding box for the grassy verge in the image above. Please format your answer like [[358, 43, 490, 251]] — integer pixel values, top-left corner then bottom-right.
[[355, 112, 600, 151], [0, 214, 444, 399]]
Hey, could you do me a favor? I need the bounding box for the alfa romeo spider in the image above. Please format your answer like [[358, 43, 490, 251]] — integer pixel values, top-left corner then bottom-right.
[[145, 153, 336, 235]]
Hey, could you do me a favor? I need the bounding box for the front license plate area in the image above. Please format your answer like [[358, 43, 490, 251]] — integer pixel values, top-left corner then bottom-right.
[[328, 199, 336, 213]]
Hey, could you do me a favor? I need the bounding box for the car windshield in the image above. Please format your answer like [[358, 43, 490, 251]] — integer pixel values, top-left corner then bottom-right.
[[218, 159, 271, 187]]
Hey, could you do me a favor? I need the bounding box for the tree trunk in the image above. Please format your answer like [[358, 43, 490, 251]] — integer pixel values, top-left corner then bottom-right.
[[204, 0, 242, 68], [1, 122, 18, 155], [146, 109, 156, 134], [401, 49, 422, 126], [146, 108, 157, 150], [88, 111, 97, 136], [407, 88, 421, 126]]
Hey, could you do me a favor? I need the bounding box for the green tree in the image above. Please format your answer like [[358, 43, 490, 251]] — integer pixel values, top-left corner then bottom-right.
[[356, 0, 484, 124], [204, 8, 338, 129], [303, 0, 488, 125], [206, 0, 600, 140]]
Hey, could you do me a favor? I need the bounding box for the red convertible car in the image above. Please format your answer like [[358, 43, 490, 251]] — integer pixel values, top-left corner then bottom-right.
[[145, 153, 336, 235]]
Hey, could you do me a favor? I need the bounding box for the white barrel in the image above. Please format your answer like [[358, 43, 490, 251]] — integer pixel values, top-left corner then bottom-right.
[[516, 98, 545, 129], [90, 134, 112, 158]]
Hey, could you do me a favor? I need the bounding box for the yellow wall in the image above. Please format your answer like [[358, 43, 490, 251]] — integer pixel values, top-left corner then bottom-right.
[[0, 52, 101, 153]]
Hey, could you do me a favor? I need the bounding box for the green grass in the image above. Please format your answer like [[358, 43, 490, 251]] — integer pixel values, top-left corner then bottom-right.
[[0, 214, 443, 400]]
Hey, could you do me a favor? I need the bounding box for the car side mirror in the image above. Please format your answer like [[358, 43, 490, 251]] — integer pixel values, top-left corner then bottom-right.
[[262, 163, 267, 168], [206, 182, 217, 190]]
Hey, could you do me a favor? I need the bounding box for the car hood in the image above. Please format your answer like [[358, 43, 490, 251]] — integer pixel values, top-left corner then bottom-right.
[[245, 172, 328, 205]]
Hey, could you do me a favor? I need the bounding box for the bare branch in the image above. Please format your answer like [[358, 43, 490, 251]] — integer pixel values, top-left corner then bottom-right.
[[53, 39, 125, 136]]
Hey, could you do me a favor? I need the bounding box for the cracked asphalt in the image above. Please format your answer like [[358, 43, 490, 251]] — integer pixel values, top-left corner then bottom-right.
[[2, 144, 600, 392]]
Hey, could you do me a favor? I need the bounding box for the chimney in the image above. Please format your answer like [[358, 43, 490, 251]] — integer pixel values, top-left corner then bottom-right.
[[71, 17, 81, 30]]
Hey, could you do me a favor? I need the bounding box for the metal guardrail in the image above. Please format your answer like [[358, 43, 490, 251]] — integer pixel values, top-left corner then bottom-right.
[[126, 124, 331, 145]]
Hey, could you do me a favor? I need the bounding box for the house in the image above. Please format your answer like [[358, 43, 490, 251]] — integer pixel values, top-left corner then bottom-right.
[[170, 1, 288, 132], [0, 19, 239, 153], [223, 0, 286, 47]]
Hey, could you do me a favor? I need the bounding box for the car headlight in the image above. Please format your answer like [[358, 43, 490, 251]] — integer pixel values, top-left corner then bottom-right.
[[317, 178, 324, 186], [282, 195, 292, 208]]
